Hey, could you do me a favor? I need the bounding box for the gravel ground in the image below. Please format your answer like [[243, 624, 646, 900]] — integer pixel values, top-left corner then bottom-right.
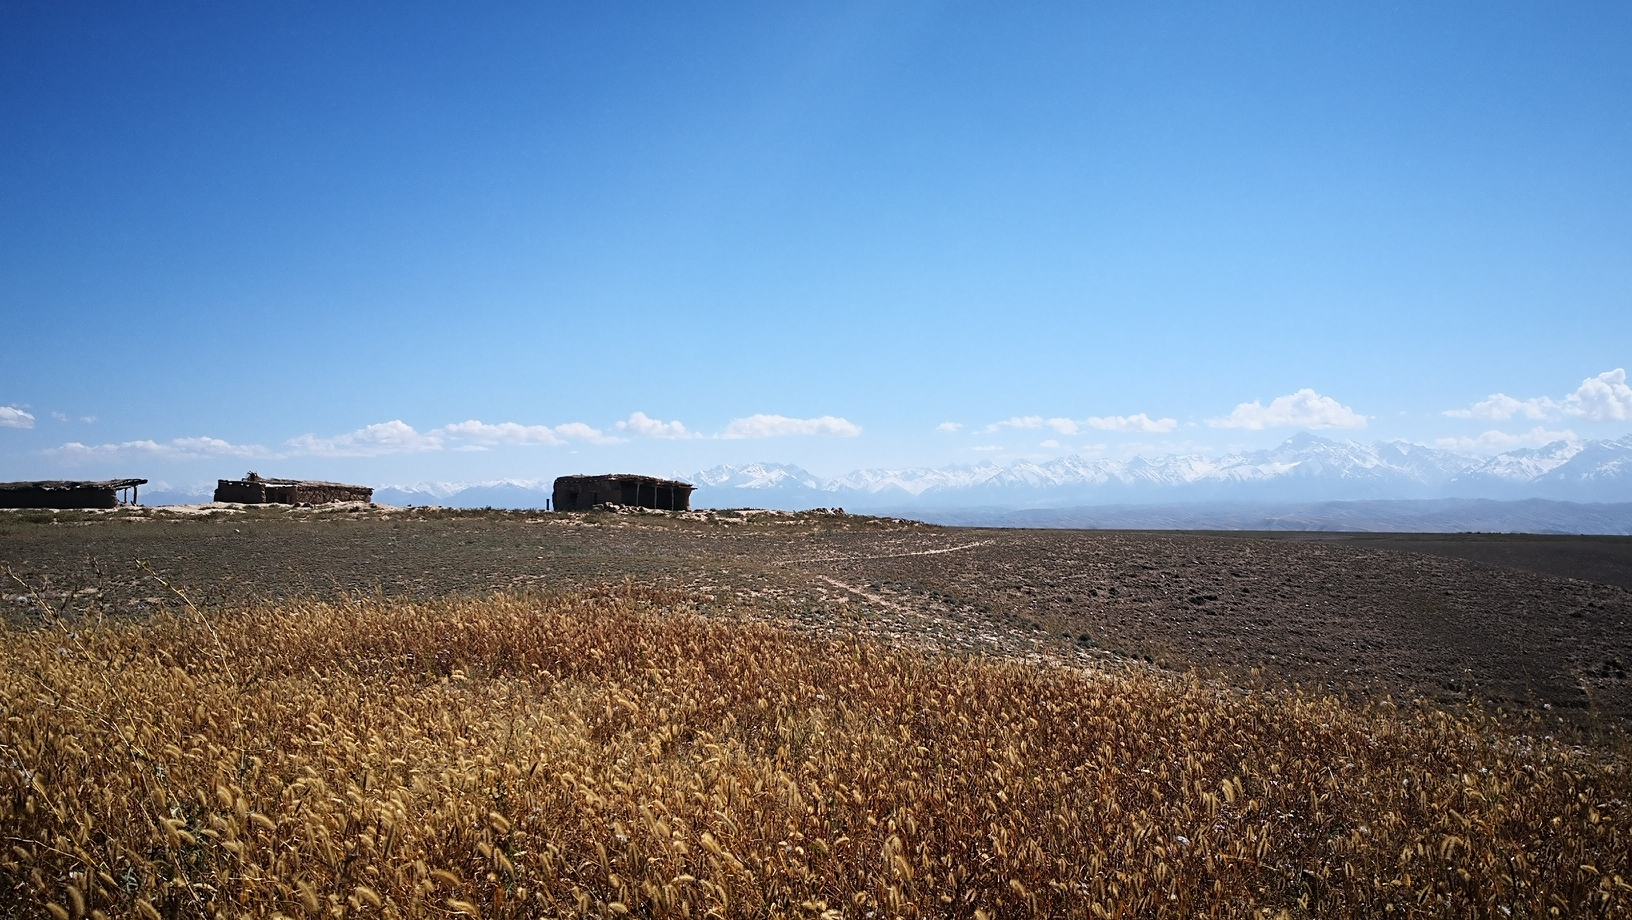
[[3, 503, 1629, 735]]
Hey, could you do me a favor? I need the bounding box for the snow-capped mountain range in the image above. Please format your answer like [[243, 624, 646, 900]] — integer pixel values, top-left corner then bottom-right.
[[688, 433, 1632, 508], [362, 433, 1632, 511]]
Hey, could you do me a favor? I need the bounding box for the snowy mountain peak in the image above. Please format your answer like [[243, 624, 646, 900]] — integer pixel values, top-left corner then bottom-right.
[[354, 434, 1632, 511], [378, 478, 552, 499], [689, 434, 1632, 508], [693, 462, 821, 490]]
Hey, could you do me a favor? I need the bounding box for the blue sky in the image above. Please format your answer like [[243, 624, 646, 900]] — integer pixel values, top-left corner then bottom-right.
[[2, 2, 1630, 492]]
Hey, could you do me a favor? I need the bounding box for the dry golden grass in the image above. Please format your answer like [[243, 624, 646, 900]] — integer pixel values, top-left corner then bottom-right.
[[1, 585, 1628, 919]]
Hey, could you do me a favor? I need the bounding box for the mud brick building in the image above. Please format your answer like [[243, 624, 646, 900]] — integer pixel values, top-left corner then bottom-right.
[[0, 479, 146, 509], [552, 474, 693, 511], [214, 472, 373, 505]]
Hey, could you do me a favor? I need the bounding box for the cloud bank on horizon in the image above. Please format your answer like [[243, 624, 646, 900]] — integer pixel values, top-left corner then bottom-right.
[[1207, 389, 1367, 431], [720, 414, 862, 439], [1444, 369, 1632, 424], [47, 436, 269, 463], [40, 412, 865, 464], [19, 373, 1632, 479], [980, 414, 1180, 435], [1433, 426, 1579, 452]]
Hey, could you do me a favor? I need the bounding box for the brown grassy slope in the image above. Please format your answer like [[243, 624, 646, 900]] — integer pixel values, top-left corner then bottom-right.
[[2, 588, 1629, 919]]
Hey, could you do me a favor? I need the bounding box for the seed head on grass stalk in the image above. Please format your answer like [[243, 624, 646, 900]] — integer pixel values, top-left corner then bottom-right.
[[0, 588, 1627, 917]]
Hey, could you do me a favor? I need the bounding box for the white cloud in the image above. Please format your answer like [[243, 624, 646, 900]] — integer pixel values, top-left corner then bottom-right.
[[720, 414, 861, 439], [1084, 413, 1179, 433], [981, 416, 1043, 433], [1443, 369, 1632, 423], [1443, 393, 1553, 421], [171, 436, 265, 457], [1208, 389, 1367, 430], [1039, 439, 1061, 448], [1, 406, 35, 429], [935, 421, 962, 432], [288, 418, 620, 456], [1561, 368, 1632, 421], [287, 420, 444, 457], [441, 420, 564, 446], [550, 422, 621, 444], [45, 411, 97, 424], [49, 436, 269, 461], [1433, 427, 1577, 452], [43, 415, 627, 463], [1000, 414, 1180, 436], [972, 445, 1003, 452], [615, 412, 696, 439]]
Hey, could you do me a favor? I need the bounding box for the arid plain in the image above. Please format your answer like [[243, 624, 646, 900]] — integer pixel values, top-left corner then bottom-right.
[[5, 505, 1629, 730], [2, 505, 1630, 918]]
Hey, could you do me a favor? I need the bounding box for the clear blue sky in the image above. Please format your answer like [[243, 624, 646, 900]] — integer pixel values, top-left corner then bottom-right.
[[3, 2, 1629, 491]]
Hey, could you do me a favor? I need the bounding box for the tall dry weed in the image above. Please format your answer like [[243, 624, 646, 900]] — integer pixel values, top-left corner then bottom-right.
[[0, 585, 1627, 918]]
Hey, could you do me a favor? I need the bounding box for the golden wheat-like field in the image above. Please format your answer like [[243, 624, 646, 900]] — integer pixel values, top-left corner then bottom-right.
[[1, 586, 1628, 919]]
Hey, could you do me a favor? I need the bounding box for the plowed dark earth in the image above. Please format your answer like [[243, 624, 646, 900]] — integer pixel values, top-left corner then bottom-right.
[[3, 505, 1629, 737]]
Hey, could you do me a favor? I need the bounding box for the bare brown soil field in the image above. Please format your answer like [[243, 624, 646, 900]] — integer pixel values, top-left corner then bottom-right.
[[2, 505, 1630, 734], [5, 506, 1632, 917], [1254, 531, 1632, 591]]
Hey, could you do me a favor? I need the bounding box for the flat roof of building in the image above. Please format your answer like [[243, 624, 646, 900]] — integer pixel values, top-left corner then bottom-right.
[[553, 473, 693, 487], [217, 477, 367, 489], [0, 479, 147, 491]]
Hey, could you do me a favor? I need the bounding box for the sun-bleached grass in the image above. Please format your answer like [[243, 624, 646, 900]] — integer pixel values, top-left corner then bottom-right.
[[1, 586, 1628, 918]]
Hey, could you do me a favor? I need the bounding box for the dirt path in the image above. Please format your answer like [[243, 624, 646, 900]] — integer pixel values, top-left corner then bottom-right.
[[3, 505, 1627, 733]]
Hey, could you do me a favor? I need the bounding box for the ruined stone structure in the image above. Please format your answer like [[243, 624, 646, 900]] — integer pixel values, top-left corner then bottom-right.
[[0, 479, 146, 509], [552, 474, 693, 512], [214, 472, 373, 505]]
